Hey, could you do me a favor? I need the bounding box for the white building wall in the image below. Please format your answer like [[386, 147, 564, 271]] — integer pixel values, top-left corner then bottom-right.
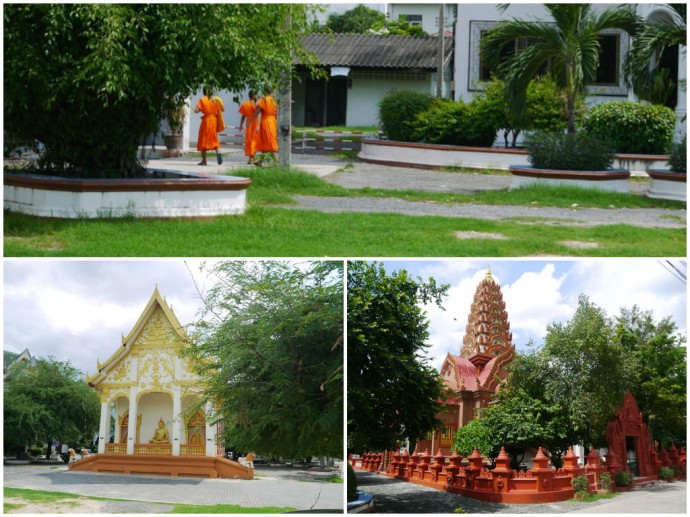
[[388, 4, 456, 35]]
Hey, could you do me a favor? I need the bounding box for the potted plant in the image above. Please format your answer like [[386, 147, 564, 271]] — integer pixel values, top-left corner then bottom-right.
[[613, 470, 633, 491], [162, 95, 187, 156], [647, 136, 687, 202], [598, 472, 613, 493], [571, 474, 589, 499], [509, 131, 630, 193], [659, 466, 675, 482]]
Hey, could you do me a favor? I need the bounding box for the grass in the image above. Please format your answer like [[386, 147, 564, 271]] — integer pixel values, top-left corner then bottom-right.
[[313, 474, 344, 483], [4, 488, 296, 514], [4, 165, 685, 257], [570, 492, 618, 503]]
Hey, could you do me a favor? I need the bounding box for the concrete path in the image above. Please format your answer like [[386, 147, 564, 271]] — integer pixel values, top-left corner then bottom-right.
[[355, 471, 686, 514], [3, 463, 343, 512]]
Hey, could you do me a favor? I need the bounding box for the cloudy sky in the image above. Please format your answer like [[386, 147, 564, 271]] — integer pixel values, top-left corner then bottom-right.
[[381, 260, 687, 371], [4, 259, 686, 378]]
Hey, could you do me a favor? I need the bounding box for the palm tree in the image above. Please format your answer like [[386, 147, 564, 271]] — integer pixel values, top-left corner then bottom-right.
[[624, 4, 686, 106], [481, 4, 642, 134]]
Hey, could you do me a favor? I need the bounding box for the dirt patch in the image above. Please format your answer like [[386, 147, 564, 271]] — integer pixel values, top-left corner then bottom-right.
[[559, 240, 599, 249], [4, 497, 105, 514], [455, 231, 508, 240]]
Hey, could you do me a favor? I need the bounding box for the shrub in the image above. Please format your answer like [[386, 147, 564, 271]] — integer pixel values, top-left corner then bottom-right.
[[476, 76, 574, 147], [378, 90, 434, 142], [668, 136, 686, 173], [347, 462, 358, 502], [659, 466, 675, 480], [524, 131, 614, 171], [572, 475, 589, 495], [614, 470, 632, 487], [584, 101, 677, 154], [412, 98, 497, 147], [598, 472, 612, 492]]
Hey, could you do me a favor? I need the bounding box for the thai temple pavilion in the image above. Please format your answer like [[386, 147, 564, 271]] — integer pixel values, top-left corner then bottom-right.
[[69, 287, 252, 479], [417, 269, 515, 455]]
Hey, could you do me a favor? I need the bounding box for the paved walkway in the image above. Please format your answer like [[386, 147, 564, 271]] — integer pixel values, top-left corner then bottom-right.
[[3, 463, 343, 512], [150, 151, 685, 229], [356, 471, 687, 514]]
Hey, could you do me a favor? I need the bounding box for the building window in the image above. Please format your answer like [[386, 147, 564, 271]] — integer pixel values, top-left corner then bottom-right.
[[592, 33, 620, 86], [402, 14, 423, 27]]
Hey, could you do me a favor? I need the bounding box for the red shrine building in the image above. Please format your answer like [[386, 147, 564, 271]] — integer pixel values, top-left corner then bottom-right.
[[417, 269, 515, 455]]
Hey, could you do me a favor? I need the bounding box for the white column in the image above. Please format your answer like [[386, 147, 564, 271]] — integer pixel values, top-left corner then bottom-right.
[[205, 401, 215, 457], [172, 388, 181, 456], [127, 387, 138, 455], [675, 50, 687, 140], [97, 401, 109, 454]]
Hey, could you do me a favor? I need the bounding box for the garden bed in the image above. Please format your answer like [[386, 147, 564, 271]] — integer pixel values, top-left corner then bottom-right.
[[509, 166, 631, 193], [4, 168, 251, 218], [359, 139, 668, 176], [646, 170, 687, 202]]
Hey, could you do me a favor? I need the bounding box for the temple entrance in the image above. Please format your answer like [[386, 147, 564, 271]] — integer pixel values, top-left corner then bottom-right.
[[606, 392, 655, 478], [626, 436, 639, 476]]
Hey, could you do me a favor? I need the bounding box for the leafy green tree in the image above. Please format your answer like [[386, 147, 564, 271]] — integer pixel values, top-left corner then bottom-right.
[[3, 358, 100, 457], [4, 4, 318, 178], [186, 261, 343, 459], [625, 4, 686, 106], [451, 418, 495, 459], [347, 261, 449, 452], [480, 4, 641, 133], [616, 306, 686, 448], [370, 15, 428, 36], [325, 5, 385, 34]]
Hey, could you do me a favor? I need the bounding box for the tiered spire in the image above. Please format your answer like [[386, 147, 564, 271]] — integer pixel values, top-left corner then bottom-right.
[[460, 268, 513, 367]]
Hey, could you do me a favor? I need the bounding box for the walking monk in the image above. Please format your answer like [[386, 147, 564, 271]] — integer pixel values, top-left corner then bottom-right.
[[194, 87, 223, 166], [238, 90, 259, 165], [253, 87, 278, 166]]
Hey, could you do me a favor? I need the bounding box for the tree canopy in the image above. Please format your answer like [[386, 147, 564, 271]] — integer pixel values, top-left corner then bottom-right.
[[347, 261, 449, 452], [3, 357, 100, 456], [320, 6, 426, 36], [186, 261, 343, 459], [480, 4, 641, 133], [4, 4, 319, 177]]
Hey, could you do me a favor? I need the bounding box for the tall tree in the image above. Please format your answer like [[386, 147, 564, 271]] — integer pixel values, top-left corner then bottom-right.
[[4, 4, 319, 177], [3, 358, 100, 457], [347, 261, 449, 452], [480, 4, 641, 133], [324, 5, 385, 34], [616, 306, 686, 447], [186, 261, 343, 459], [625, 4, 686, 105]]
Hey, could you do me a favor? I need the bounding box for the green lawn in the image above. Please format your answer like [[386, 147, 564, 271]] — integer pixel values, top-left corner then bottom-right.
[[3, 166, 685, 257]]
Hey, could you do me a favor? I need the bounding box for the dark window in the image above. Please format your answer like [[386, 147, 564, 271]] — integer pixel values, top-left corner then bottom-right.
[[593, 34, 620, 85], [401, 14, 422, 27], [479, 32, 551, 82]]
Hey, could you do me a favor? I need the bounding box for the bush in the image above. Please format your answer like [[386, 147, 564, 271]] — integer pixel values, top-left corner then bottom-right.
[[477, 76, 574, 147], [659, 466, 675, 480], [572, 475, 589, 495], [524, 131, 614, 171], [347, 462, 358, 502], [412, 98, 497, 147], [584, 101, 677, 154], [614, 470, 632, 487], [599, 472, 612, 492], [378, 90, 434, 142], [668, 136, 686, 173]]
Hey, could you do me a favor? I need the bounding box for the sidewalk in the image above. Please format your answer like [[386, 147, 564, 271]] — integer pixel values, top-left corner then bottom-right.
[[3, 463, 343, 512]]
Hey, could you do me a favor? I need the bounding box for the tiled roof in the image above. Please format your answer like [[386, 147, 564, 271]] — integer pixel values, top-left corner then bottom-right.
[[299, 34, 452, 70]]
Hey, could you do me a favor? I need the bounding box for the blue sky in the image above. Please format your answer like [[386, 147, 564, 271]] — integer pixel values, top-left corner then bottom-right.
[[381, 259, 687, 371]]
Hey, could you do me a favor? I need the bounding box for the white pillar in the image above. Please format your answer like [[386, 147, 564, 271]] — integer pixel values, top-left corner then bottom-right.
[[205, 401, 215, 457], [127, 387, 138, 455], [97, 401, 109, 454], [675, 50, 687, 140], [172, 389, 181, 456]]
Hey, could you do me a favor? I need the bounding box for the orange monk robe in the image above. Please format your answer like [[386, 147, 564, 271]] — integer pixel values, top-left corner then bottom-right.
[[256, 95, 278, 153], [213, 96, 226, 134], [238, 100, 258, 158], [196, 96, 220, 151]]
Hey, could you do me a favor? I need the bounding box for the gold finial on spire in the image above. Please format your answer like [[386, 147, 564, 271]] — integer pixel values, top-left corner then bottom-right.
[[485, 265, 492, 280]]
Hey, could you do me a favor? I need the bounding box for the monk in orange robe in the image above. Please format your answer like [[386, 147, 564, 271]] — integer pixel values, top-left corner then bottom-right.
[[194, 87, 223, 166], [253, 87, 279, 166], [238, 90, 259, 165]]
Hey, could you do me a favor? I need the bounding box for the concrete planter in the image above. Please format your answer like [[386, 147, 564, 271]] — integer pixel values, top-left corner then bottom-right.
[[4, 168, 251, 219], [509, 166, 631, 193], [646, 169, 687, 202], [360, 139, 668, 175], [347, 491, 375, 513]]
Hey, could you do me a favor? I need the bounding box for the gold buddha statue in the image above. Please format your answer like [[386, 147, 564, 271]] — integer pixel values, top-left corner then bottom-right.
[[149, 417, 170, 444]]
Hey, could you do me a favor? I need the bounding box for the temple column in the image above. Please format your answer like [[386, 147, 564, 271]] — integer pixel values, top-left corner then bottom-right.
[[205, 401, 215, 457], [172, 388, 181, 456], [126, 387, 138, 455], [97, 400, 109, 454]]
